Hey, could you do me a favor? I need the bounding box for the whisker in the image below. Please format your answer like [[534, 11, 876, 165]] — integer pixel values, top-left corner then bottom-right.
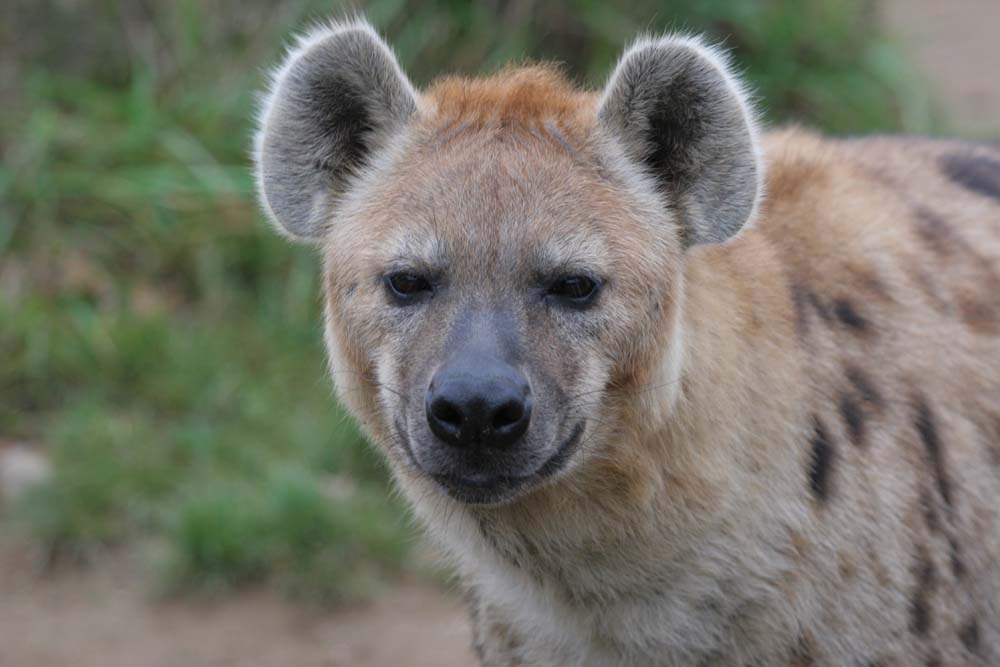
[[326, 367, 409, 400]]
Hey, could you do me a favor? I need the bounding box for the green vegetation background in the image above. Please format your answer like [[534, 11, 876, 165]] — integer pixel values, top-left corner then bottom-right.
[[0, 0, 935, 602]]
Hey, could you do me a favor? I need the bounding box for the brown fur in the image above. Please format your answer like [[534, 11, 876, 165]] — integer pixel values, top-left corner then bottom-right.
[[427, 66, 592, 128], [257, 25, 1000, 665], [334, 81, 1000, 663]]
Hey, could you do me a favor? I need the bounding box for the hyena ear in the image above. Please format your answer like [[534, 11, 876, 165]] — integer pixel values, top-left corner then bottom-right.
[[254, 20, 417, 241], [598, 35, 763, 246]]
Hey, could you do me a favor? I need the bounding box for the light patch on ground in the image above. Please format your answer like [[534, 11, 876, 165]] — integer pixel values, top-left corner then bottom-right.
[[0, 541, 475, 667]]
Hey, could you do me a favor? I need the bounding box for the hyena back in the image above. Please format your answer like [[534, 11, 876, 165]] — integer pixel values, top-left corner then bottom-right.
[[253, 19, 1000, 666]]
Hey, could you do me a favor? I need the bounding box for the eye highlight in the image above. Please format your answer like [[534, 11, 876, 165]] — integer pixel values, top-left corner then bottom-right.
[[546, 275, 601, 307], [385, 271, 433, 301]]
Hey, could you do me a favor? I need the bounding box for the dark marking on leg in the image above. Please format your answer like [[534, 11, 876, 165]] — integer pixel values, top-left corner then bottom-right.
[[913, 207, 959, 257], [948, 535, 966, 579], [845, 365, 884, 410], [959, 618, 981, 654], [806, 290, 834, 323], [940, 153, 1000, 201], [911, 596, 932, 637], [926, 655, 941, 667], [833, 298, 871, 334], [790, 285, 837, 336], [919, 487, 941, 534], [913, 395, 953, 511], [909, 545, 936, 636], [839, 366, 883, 448], [790, 284, 811, 336], [839, 394, 867, 448], [808, 417, 835, 503]]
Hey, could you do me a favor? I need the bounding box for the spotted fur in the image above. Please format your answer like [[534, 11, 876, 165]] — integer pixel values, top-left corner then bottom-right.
[[254, 19, 1000, 666]]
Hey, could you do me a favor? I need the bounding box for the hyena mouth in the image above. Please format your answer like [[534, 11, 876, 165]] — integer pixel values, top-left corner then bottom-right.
[[425, 420, 587, 505]]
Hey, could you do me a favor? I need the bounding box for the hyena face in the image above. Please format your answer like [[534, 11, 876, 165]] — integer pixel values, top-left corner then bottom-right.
[[254, 21, 761, 505], [319, 120, 679, 504]]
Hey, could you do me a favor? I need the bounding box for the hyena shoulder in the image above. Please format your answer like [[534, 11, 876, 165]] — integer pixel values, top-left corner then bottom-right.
[[712, 127, 1000, 666]]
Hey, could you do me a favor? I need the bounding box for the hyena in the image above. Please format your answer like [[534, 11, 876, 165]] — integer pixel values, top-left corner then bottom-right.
[[253, 19, 1000, 666]]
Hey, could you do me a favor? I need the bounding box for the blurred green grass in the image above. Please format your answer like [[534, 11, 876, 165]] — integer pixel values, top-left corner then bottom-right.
[[0, 0, 935, 602]]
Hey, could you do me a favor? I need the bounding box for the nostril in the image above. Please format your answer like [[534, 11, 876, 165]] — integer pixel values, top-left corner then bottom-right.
[[492, 399, 525, 431], [431, 398, 463, 429], [426, 362, 532, 449]]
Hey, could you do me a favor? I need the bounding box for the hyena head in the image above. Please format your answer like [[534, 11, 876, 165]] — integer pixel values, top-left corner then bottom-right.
[[254, 20, 761, 507]]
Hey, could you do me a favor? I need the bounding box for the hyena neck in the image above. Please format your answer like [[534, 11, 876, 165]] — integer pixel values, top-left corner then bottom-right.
[[457, 230, 807, 635]]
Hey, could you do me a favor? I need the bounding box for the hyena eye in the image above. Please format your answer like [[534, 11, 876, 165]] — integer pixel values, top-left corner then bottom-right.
[[547, 275, 601, 306], [385, 272, 432, 301]]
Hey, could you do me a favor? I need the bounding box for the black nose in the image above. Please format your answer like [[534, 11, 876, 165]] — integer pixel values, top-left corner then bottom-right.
[[426, 358, 532, 450]]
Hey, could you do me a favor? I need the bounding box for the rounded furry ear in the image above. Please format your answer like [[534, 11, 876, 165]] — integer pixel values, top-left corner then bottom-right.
[[254, 20, 416, 240], [598, 35, 763, 246]]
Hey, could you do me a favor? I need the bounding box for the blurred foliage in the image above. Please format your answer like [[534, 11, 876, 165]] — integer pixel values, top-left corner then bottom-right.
[[0, 0, 934, 600]]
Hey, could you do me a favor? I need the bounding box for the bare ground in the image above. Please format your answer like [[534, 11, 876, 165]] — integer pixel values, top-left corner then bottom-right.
[[0, 540, 474, 667]]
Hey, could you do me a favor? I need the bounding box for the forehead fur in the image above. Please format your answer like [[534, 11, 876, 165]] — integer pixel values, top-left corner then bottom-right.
[[424, 65, 595, 130]]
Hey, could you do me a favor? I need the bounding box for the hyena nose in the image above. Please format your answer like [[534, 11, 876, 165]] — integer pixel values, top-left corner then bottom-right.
[[425, 359, 532, 450]]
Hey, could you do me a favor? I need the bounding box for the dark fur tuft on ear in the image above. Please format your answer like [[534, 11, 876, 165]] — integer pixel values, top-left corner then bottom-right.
[[599, 35, 763, 246], [254, 19, 416, 241]]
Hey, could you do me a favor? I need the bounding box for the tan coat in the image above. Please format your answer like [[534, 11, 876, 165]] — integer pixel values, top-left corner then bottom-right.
[[254, 20, 1000, 666]]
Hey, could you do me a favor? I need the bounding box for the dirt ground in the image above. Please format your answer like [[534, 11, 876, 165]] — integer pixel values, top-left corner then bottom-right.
[[1, 4, 997, 667], [0, 540, 475, 667]]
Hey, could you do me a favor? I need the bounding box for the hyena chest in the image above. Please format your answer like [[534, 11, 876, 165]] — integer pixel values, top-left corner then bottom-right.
[[472, 528, 804, 666]]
